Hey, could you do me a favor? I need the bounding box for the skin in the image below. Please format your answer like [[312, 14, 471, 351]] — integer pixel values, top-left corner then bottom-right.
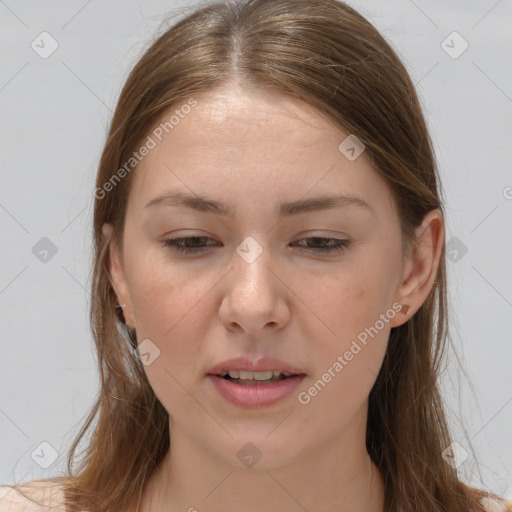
[[103, 84, 444, 512]]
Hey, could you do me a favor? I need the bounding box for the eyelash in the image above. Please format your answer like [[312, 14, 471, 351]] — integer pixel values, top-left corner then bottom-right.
[[161, 236, 351, 255]]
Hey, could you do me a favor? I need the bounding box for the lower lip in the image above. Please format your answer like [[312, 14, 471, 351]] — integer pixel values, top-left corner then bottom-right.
[[207, 374, 306, 407]]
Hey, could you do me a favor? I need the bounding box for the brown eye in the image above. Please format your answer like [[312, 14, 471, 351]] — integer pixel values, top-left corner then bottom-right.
[[162, 236, 218, 254], [291, 237, 351, 253]]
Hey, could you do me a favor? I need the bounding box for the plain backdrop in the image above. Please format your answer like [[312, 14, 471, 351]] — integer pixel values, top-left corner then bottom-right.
[[1, 0, 511, 499]]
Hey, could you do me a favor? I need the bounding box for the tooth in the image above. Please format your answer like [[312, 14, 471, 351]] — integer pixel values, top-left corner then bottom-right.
[[225, 370, 294, 380], [252, 371, 274, 380], [272, 371, 293, 378]]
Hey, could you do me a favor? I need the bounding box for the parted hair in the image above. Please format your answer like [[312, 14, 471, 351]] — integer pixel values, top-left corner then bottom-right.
[[4, 1, 508, 511]]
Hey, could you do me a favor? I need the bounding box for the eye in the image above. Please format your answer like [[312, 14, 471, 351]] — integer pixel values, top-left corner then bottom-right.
[[291, 237, 351, 253], [161, 236, 351, 255], [161, 236, 218, 254]]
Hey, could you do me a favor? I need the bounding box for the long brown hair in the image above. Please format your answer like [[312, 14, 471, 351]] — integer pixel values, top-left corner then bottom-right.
[[3, 1, 508, 511]]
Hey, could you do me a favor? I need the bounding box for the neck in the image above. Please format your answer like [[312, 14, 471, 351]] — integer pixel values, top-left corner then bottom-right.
[[141, 414, 386, 512]]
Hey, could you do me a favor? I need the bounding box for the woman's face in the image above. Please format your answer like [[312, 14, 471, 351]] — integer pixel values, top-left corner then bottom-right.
[[107, 86, 414, 468]]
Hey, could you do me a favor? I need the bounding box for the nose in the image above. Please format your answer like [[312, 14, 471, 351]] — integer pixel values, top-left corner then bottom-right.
[[218, 239, 290, 335]]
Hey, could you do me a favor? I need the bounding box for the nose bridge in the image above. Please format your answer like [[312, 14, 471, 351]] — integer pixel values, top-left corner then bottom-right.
[[226, 233, 289, 323], [219, 234, 292, 334], [232, 235, 274, 296]]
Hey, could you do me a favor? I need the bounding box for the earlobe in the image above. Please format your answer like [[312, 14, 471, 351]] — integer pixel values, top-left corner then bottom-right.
[[390, 209, 444, 327]]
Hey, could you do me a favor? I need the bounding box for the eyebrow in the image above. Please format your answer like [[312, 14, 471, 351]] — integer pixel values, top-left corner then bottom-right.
[[144, 190, 373, 217]]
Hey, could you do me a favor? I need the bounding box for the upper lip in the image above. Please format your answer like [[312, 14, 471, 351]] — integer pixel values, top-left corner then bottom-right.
[[207, 357, 306, 376]]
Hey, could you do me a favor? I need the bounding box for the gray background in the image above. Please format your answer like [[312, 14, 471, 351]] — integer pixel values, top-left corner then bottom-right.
[[1, 0, 511, 499]]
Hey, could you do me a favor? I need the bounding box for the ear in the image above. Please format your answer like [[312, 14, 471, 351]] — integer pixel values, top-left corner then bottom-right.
[[102, 223, 135, 328], [390, 208, 445, 328]]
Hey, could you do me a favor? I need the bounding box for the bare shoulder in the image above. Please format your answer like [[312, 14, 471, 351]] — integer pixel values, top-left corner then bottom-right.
[[0, 481, 67, 511], [480, 495, 512, 512]]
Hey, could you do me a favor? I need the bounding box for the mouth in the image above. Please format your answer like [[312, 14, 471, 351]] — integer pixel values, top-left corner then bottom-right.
[[207, 372, 306, 407], [206, 358, 306, 407], [212, 369, 298, 385]]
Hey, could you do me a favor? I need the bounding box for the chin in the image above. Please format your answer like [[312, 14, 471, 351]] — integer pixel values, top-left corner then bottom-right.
[[208, 433, 307, 471]]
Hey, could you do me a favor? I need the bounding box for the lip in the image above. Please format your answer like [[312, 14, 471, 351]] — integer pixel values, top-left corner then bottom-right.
[[207, 356, 305, 375], [206, 356, 306, 408], [207, 374, 306, 407]]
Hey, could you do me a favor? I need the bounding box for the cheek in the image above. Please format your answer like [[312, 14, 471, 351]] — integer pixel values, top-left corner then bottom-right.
[[127, 245, 206, 328], [292, 257, 394, 390], [299, 340, 385, 434], [124, 248, 203, 353], [125, 257, 215, 414], [297, 278, 390, 424], [295, 266, 389, 344]]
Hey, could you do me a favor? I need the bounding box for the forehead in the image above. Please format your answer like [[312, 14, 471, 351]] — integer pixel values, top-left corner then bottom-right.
[[128, 86, 396, 219], [186, 87, 335, 139], [161, 88, 341, 163]]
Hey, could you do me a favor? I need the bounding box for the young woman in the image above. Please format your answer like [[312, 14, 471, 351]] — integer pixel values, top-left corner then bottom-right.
[[2, 0, 510, 511]]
